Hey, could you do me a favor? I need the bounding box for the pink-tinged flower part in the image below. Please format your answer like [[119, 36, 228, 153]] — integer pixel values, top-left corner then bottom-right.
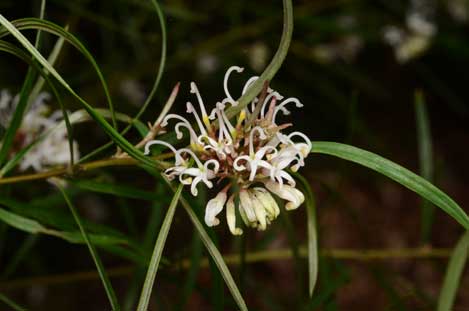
[[144, 66, 311, 234], [0, 89, 79, 172]]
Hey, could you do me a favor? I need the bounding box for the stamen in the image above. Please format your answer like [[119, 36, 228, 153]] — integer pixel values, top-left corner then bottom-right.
[[144, 140, 185, 165], [217, 103, 236, 132], [272, 98, 303, 124], [190, 82, 211, 129], [204, 159, 220, 175], [186, 102, 208, 136], [177, 147, 204, 168], [223, 66, 244, 103], [260, 92, 283, 118], [288, 131, 312, 151], [174, 122, 201, 146]]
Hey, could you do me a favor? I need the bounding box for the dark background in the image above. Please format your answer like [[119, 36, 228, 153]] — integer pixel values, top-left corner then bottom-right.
[[0, 0, 469, 310]]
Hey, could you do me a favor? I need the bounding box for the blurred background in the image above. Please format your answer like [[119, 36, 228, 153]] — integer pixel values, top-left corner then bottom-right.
[[1, 0, 469, 310]]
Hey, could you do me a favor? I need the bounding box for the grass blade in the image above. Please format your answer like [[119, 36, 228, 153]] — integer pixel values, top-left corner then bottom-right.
[[78, 0, 167, 163], [0, 18, 118, 130], [225, 0, 293, 118], [295, 173, 319, 297], [28, 32, 66, 110], [0, 68, 36, 167], [136, 183, 183, 311], [437, 230, 469, 311], [0, 37, 75, 172], [311, 142, 469, 229], [52, 180, 120, 311], [414, 90, 435, 243], [0, 200, 141, 264], [0, 292, 26, 311], [164, 180, 248, 311], [0, 15, 156, 167], [70, 179, 159, 201], [0, 208, 45, 234]]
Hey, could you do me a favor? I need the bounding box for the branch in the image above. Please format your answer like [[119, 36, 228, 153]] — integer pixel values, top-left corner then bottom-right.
[[0, 246, 452, 290]]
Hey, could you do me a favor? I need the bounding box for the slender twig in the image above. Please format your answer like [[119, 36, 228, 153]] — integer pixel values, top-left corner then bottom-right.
[[0, 153, 173, 185], [0, 247, 452, 290]]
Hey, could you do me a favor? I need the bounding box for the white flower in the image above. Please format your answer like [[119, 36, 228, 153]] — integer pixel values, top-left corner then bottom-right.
[[382, 0, 437, 63], [0, 89, 80, 172], [233, 127, 274, 181], [144, 66, 311, 234]]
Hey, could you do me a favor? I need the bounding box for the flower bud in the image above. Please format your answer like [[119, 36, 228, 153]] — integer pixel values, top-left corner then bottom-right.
[[204, 191, 227, 227]]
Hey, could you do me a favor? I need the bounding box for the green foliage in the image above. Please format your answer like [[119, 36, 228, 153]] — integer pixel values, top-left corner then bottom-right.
[[54, 181, 120, 311], [437, 231, 469, 311], [311, 141, 469, 229], [0, 0, 468, 309]]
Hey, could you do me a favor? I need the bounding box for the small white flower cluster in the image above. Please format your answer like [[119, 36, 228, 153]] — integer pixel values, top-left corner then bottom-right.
[[144, 66, 311, 235], [447, 0, 469, 22], [0, 89, 79, 172], [383, 0, 437, 63]]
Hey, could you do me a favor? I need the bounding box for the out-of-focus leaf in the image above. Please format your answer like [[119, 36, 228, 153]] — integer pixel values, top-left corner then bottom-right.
[[437, 230, 469, 311], [0, 292, 26, 311], [54, 181, 120, 311], [414, 90, 435, 243], [70, 179, 159, 201]]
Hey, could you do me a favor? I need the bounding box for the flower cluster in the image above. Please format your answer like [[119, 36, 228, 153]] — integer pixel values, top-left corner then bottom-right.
[[144, 66, 311, 235], [0, 89, 79, 171], [383, 0, 437, 63]]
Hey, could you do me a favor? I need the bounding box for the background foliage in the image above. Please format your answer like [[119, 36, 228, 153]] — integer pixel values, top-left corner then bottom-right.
[[0, 0, 469, 310]]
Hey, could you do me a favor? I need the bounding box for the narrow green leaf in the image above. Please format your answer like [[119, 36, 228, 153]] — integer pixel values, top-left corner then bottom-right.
[[136, 183, 183, 311], [164, 180, 248, 311], [437, 230, 469, 311], [130, 0, 166, 128], [53, 181, 120, 311], [0, 208, 45, 234], [70, 179, 159, 201], [414, 90, 435, 243], [0, 292, 26, 311], [0, 37, 74, 174], [28, 31, 66, 110], [295, 173, 319, 297], [0, 196, 129, 241], [0, 18, 118, 130], [226, 0, 293, 119], [0, 67, 36, 167], [0, 199, 141, 263], [0, 15, 156, 168], [34, 0, 46, 46], [311, 142, 469, 229], [78, 0, 167, 162]]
